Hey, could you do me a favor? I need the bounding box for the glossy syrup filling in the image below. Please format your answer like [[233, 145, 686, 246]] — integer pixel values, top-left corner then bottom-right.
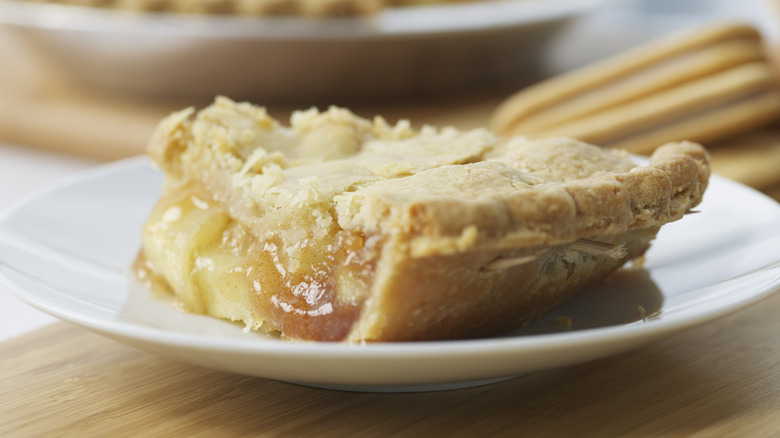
[[136, 183, 377, 342], [243, 231, 374, 341]]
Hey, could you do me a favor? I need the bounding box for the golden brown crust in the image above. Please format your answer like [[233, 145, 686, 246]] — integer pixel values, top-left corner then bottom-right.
[[149, 98, 709, 253], [336, 139, 709, 255], [140, 97, 710, 342], [347, 228, 659, 341]]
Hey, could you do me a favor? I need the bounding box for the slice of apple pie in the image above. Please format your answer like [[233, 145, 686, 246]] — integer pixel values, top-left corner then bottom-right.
[[135, 97, 710, 342]]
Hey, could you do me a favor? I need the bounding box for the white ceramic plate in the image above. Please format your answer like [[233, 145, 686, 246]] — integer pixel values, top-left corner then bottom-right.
[[0, 0, 609, 99], [1, 157, 779, 392]]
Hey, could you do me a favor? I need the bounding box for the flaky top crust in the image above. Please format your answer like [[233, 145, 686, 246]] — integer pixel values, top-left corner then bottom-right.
[[149, 97, 710, 258]]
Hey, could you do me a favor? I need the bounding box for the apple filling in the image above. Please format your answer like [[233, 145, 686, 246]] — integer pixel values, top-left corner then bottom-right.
[[135, 97, 709, 342], [135, 181, 378, 341]]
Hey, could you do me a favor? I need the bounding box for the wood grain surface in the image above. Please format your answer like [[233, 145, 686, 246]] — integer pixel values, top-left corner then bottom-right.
[[3, 289, 780, 437]]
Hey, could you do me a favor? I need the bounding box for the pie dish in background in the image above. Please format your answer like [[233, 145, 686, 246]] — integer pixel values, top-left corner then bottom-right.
[[0, 0, 611, 99]]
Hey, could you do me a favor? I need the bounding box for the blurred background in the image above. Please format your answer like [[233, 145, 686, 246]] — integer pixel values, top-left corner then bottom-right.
[[0, 0, 779, 187]]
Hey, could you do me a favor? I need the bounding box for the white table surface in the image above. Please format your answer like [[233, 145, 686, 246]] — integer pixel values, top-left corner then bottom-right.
[[0, 143, 99, 342]]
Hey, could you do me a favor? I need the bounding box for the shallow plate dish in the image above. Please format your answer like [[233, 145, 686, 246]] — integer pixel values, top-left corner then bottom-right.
[[1, 157, 779, 392]]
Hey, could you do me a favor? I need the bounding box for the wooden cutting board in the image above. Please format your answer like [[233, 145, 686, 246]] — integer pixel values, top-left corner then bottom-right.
[[3, 290, 780, 436]]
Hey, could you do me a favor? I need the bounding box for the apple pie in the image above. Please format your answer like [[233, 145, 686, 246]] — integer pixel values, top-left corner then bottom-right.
[[135, 97, 710, 342]]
